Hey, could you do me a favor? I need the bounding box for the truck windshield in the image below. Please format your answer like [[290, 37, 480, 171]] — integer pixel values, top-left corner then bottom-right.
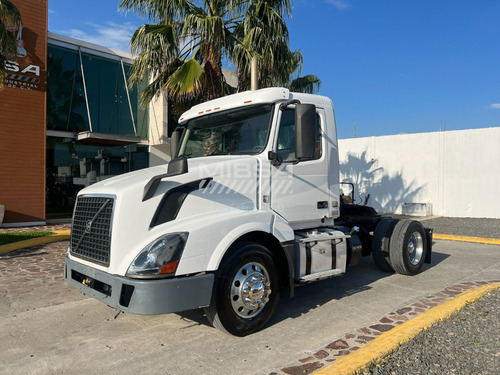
[[178, 104, 273, 158]]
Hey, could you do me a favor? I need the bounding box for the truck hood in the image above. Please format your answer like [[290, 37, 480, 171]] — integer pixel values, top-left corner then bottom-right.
[[80, 155, 259, 198], [72, 156, 261, 275]]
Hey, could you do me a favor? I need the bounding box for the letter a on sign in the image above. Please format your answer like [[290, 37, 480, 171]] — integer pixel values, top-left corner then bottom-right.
[[21, 65, 40, 76]]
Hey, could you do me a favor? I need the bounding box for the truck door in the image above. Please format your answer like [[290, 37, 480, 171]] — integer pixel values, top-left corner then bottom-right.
[[269, 107, 330, 227]]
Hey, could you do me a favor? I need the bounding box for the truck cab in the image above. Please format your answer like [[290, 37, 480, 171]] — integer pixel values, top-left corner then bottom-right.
[[65, 88, 432, 336]]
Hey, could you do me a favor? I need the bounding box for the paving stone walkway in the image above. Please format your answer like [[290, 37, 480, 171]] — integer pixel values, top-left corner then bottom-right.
[[271, 280, 499, 375], [0, 239, 85, 317]]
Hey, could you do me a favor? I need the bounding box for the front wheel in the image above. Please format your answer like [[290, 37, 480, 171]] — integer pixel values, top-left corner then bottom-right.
[[205, 242, 280, 336]]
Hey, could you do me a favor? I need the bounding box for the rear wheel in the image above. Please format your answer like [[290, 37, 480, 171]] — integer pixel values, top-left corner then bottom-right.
[[372, 218, 398, 272], [205, 242, 280, 336], [389, 220, 427, 275]]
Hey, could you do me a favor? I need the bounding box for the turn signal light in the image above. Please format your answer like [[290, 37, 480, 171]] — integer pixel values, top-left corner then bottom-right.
[[159, 260, 179, 275]]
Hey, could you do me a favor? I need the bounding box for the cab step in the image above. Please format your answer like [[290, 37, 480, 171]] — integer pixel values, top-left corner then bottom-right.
[[297, 230, 349, 243], [298, 269, 344, 283]]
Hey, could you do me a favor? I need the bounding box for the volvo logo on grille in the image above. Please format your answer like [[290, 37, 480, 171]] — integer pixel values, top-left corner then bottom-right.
[[85, 220, 93, 233]]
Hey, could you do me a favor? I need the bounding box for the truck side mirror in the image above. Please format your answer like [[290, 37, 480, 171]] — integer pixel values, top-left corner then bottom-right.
[[295, 104, 317, 160], [170, 127, 183, 159]]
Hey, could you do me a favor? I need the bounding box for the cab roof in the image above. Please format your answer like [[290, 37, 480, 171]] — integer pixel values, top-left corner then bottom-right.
[[179, 88, 290, 124], [178, 87, 333, 124]]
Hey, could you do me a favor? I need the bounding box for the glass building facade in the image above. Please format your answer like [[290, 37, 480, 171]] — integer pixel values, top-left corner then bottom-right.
[[46, 34, 150, 218]]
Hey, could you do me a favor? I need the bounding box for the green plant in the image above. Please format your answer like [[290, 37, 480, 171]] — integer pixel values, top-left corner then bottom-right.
[[0, 0, 22, 87], [0, 231, 54, 246]]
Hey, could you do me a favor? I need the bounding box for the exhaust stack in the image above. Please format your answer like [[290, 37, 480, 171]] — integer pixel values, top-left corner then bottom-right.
[[251, 56, 258, 91]]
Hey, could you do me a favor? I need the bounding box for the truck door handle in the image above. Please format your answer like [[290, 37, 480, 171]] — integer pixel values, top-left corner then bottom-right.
[[317, 201, 328, 209]]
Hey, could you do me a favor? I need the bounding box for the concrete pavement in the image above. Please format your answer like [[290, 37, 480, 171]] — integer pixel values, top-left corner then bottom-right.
[[0, 234, 499, 375]]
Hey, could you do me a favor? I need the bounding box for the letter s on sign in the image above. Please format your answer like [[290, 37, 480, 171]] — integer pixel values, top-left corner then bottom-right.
[[5, 60, 19, 72]]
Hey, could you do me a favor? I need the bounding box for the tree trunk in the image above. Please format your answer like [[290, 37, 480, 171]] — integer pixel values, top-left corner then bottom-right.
[[203, 44, 223, 101]]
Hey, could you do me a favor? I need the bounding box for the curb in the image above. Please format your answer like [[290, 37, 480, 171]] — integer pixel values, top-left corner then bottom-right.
[[433, 233, 500, 245], [313, 282, 500, 375], [0, 230, 71, 255]]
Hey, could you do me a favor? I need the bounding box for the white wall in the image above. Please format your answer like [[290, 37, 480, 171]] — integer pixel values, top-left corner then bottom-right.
[[338, 127, 500, 218]]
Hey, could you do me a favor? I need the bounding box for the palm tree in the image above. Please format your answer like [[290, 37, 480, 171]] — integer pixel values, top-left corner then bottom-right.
[[288, 73, 321, 94], [120, 0, 242, 104], [120, 0, 319, 107], [0, 0, 22, 88], [282, 50, 321, 94], [235, 39, 321, 93], [233, 0, 320, 93]]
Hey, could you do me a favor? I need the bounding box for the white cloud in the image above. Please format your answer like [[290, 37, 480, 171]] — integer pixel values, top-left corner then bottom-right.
[[324, 0, 351, 10], [490, 103, 500, 109], [63, 22, 138, 53]]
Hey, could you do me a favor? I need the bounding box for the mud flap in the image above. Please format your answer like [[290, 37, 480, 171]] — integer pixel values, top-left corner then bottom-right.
[[424, 227, 433, 263]]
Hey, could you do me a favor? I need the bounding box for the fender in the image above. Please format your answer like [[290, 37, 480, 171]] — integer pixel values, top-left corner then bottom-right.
[[205, 210, 294, 271]]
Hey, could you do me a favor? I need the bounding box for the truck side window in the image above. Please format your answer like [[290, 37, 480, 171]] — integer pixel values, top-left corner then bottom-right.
[[277, 108, 322, 162]]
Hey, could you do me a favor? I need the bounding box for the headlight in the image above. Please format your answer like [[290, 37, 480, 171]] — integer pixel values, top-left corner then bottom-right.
[[126, 233, 188, 278]]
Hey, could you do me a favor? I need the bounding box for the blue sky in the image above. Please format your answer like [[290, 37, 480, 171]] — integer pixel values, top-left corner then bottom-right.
[[48, 0, 500, 139]]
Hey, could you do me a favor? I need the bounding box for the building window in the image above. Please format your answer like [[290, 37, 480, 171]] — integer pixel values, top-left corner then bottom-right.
[[47, 45, 88, 132], [47, 44, 148, 138], [46, 137, 149, 217], [46, 43, 150, 218]]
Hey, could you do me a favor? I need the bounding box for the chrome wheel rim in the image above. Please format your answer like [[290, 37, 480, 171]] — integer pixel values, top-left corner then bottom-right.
[[230, 262, 272, 319], [407, 231, 424, 265]]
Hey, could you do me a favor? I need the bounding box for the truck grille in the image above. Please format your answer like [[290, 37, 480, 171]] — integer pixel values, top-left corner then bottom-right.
[[70, 196, 114, 266]]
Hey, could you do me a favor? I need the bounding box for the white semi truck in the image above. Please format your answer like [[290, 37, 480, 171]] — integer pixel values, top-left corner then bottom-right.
[[65, 88, 432, 336]]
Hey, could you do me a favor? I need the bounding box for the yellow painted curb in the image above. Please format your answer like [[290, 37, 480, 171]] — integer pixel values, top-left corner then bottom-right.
[[0, 230, 71, 255], [433, 233, 500, 245], [314, 282, 500, 375]]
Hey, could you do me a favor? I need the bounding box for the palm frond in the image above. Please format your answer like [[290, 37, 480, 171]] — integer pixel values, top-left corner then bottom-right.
[[128, 23, 180, 86], [119, 0, 189, 22], [166, 58, 204, 98], [0, 0, 21, 25], [289, 75, 322, 94], [0, 22, 17, 57], [0, 0, 22, 87]]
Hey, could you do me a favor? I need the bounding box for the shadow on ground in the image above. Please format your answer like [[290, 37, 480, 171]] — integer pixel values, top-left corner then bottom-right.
[[176, 252, 449, 330]]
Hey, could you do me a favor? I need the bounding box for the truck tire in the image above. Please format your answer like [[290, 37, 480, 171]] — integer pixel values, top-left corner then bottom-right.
[[389, 219, 427, 275], [204, 242, 280, 336], [371, 218, 397, 272]]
